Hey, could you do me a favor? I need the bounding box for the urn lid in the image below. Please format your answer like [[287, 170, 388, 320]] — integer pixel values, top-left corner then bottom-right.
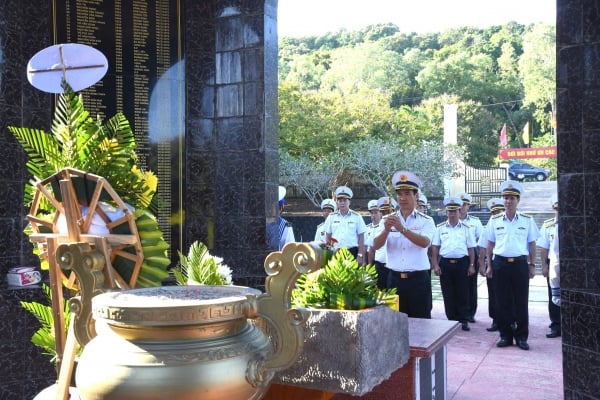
[[92, 285, 261, 327]]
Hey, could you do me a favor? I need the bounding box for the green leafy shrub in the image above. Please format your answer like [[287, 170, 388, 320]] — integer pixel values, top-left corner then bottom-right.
[[292, 247, 396, 310], [8, 83, 170, 287]]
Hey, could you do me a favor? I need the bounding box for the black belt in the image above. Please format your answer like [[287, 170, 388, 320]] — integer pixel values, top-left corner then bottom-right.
[[441, 256, 468, 264], [495, 255, 527, 263], [384, 268, 428, 279]]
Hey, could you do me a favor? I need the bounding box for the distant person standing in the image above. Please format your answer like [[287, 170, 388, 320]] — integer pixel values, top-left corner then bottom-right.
[[377, 197, 396, 217], [431, 196, 476, 331], [417, 189, 433, 272], [323, 185, 367, 263], [417, 191, 428, 214], [365, 200, 383, 265], [537, 194, 561, 338], [371, 196, 395, 287], [373, 171, 436, 318], [478, 197, 505, 332], [278, 186, 296, 250], [314, 198, 336, 243], [486, 180, 539, 350], [457, 192, 483, 323]]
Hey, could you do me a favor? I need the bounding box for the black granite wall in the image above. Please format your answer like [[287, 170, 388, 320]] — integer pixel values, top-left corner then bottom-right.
[[0, 0, 277, 395], [0, 1, 55, 396], [0, 287, 57, 398], [1, 0, 598, 398], [183, 0, 279, 289], [556, 1, 600, 398]]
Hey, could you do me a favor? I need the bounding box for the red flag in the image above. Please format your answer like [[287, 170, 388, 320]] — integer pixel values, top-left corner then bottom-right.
[[500, 123, 508, 147]]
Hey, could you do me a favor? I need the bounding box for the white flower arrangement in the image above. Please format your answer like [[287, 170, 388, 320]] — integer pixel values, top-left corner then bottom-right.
[[173, 241, 233, 286], [217, 263, 233, 285]]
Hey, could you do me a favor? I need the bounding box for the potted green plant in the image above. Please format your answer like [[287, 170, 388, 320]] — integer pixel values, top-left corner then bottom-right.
[[172, 240, 233, 286], [8, 83, 170, 288], [275, 246, 409, 396], [291, 247, 396, 310]]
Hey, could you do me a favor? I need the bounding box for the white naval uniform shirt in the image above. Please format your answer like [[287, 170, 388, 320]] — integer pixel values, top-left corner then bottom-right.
[[366, 222, 387, 263], [432, 220, 476, 258], [549, 230, 560, 293], [365, 222, 377, 247], [537, 218, 558, 260], [323, 209, 367, 250], [487, 212, 539, 256], [314, 221, 326, 242], [538, 218, 560, 291], [462, 214, 483, 242], [385, 210, 435, 271], [477, 223, 490, 248]]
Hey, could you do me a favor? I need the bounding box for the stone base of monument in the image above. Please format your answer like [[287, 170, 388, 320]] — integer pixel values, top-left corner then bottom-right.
[[272, 305, 409, 396], [330, 318, 460, 400]]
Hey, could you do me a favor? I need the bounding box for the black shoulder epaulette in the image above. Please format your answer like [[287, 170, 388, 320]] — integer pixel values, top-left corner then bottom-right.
[[491, 213, 504, 219], [437, 221, 446, 227], [417, 211, 432, 219], [519, 212, 532, 218], [468, 215, 480, 220], [462, 221, 472, 228], [543, 218, 556, 228]]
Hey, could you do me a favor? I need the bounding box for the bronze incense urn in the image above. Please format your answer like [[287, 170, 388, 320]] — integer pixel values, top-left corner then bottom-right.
[[74, 242, 322, 400]]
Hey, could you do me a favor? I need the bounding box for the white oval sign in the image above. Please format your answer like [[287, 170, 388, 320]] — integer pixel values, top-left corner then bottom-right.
[[27, 43, 108, 93]]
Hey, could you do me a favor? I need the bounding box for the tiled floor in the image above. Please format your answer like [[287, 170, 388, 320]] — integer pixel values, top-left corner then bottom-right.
[[432, 274, 563, 400]]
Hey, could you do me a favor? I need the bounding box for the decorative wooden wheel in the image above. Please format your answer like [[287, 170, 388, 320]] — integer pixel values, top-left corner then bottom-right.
[[27, 167, 143, 290]]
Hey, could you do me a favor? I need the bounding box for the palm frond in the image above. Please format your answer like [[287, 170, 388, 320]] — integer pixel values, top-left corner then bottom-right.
[[175, 241, 231, 286], [7, 127, 62, 179], [8, 82, 158, 211], [20, 283, 75, 362], [9, 81, 168, 290]]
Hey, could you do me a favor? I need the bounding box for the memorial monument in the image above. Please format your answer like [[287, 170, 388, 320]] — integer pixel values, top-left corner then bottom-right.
[[0, 1, 598, 399]]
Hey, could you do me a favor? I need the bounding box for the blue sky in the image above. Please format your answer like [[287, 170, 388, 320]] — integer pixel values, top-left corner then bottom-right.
[[278, 0, 556, 37]]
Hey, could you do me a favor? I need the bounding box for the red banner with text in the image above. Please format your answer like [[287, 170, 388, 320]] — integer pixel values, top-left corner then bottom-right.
[[498, 146, 557, 160]]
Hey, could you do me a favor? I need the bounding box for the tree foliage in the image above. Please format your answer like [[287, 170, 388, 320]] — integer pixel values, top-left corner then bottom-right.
[[278, 22, 557, 197], [344, 137, 461, 198], [279, 152, 340, 207], [518, 23, 556, 133]]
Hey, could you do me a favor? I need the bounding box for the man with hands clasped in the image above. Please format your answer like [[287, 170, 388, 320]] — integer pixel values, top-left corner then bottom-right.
[[373, 171, 436, 318], [314, 198, 336, 243], [323, 185, 367, 264]]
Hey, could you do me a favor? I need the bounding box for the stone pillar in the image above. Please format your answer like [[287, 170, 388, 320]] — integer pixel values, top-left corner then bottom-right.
[[0, 3, 55, 397], [0, 0, 277, 395], [184, 0, 279, 288], [557, 1, 600, 398]]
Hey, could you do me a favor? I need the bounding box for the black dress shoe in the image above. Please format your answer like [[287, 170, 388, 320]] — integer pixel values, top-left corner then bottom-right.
[[461, 322, 470, 331], [516, 340, 530, 350], [486, 322, 498, 332], [546, 330, 561, 338], [467, 316, 476, 323], [497, 338, 513, 347]]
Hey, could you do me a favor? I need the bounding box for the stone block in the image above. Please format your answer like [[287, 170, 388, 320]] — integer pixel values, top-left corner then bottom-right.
[[274, 305, 409, 395]]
